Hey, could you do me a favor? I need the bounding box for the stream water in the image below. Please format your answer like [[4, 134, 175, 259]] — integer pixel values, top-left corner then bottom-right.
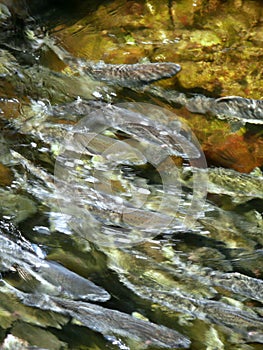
[[0, 1, 263, 349]]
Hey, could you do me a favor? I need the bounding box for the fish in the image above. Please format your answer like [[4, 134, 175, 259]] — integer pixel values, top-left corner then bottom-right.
[[77, 104, 200, 159], [0, 221, 110, 302], [144, 86, 263, 124], [44, 37, 181, 87], [34, 260, 110, 302], [70, 132, 147, 165], [1, 281, 191, 349], [84, 61, 181, 87]]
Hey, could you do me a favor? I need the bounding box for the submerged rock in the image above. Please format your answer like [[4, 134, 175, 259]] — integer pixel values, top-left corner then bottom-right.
[[0, 2, 263, 348]]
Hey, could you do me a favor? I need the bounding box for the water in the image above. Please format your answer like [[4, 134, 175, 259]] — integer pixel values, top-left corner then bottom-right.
[[0, 1, 263, 349]]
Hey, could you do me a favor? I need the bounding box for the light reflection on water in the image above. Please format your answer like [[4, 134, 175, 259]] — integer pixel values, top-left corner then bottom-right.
[[0, 1, 263, 350]]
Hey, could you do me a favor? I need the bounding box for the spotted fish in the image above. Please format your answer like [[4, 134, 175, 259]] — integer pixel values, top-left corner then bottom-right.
[[84, 61, 181, 87], [44, 38, 181, 87]]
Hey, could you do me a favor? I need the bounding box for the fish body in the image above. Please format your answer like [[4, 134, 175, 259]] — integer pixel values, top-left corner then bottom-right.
[[0, 223, 110, 301], [84, 61, 181, 87]]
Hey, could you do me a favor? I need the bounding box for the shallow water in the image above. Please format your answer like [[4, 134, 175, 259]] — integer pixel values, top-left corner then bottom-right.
[[0, 1, 263, 349]]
